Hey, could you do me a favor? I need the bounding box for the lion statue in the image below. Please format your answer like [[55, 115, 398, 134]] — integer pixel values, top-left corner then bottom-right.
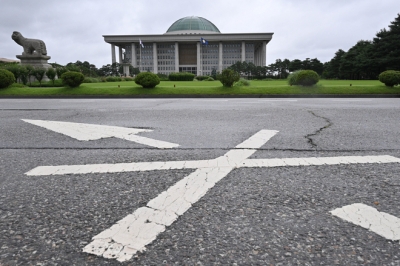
[[11, 31, 47, 56]]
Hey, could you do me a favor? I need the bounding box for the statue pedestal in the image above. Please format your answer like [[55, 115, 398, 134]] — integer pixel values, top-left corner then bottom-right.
[[16, 54, 52, 81]]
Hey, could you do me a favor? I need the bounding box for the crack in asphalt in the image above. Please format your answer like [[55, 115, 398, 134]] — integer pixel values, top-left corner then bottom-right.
[[305, 110, 333, 150]]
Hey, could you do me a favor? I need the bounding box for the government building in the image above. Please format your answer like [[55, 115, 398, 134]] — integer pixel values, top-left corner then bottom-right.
[[103, 16, 273, 76]]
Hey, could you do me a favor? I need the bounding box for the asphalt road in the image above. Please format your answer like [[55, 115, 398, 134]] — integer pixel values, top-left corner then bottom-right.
[[1, 98, 400, 265]]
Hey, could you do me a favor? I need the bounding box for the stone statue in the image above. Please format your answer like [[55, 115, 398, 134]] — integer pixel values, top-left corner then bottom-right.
[[11, 31, 48, 56], [11, 31, 52, 81]]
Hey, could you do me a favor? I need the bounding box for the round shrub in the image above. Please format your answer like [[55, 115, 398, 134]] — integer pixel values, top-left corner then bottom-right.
[[217, 69, 240, 87], [379, 70, 400, 87], [135, 72, 160, 88], [205, 77, 214, 81], [294, 70, 319, 86], [234, 78, 250, 87], [0, 69, 16, 88], [287, 70, 301, 86], [61, 71, 85, 88]]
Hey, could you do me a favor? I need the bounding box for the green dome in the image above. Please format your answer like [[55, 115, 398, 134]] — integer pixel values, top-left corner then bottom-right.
[[166, 16, 220, 34]]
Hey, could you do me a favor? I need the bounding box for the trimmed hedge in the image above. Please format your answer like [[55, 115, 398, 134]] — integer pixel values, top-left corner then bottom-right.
[[379, 70, 400, 87], [0, 69, 15, 88], [134, 72, 160, 88], [169, 72, 195, 81], [157, 73, 169, 81], [61, 71, 85, 88]]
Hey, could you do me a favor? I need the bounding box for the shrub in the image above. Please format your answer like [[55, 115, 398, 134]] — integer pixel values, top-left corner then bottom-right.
[[289, 70, 319, 86], [83, 77, 101, 83], [205, 77, 214, 81], [29, 79, 63, 87], [134, 72, 160, 88], [217, 69, 240, 87], [56, 67, 68, 79], [61, 71, 85, 88], [234, 78, 251, 87], [287, 70, 301, 86], [169, 72, 195, 81], [105, 76, 122, 82], [123, 77, 134, 81], [156, 73, 169, 81], [195, 75, 210, 81], [379, 70, 400, 87], [0, 69, 15, 88]]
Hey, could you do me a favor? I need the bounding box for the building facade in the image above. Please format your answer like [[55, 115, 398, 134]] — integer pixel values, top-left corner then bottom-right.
[[103, 16, 273, 76]]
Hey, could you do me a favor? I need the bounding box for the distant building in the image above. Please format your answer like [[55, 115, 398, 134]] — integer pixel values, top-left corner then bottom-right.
[[103, 16, 273, 76], [0, 58, 20, 63]]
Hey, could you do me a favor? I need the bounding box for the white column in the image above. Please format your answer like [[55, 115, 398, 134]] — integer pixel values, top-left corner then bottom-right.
[[131, 43, 137, 67], [119, 47, 123, 64], [175, 42, 179, 72], [111, 44, 116, 64], [197, 42, 201, 76], [241, 41, 246, 62], [153, 43, 158, 74], [218, 42, 223, 72], [262, 41, 267, 66]]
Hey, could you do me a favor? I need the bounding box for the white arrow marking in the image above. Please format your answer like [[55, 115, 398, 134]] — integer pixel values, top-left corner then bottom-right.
[[22, 119, 179, 149], [24, 129, 400, 262], [331, 203, 400, 241]]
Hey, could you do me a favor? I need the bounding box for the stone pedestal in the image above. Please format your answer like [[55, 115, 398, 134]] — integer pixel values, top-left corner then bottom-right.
[[16, 54, 52, 81], [122, 63, 130, 77]]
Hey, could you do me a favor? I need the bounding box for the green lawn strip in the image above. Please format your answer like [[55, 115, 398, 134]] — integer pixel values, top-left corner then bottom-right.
[[0, 80, 399, 96]]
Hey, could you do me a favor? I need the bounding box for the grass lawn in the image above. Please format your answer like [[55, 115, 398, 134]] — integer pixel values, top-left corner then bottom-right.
[[0, 80, 399, 97]]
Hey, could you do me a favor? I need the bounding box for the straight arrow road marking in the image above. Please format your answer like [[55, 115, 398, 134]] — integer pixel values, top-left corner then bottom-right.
[[24, 129, 400, 262], [22, 119, 179, 149], [331, 203, 400, 241]]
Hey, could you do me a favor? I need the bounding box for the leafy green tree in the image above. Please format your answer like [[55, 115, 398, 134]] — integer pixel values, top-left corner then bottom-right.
[[289, 59, 303, 72], [56, 67, 68, 80], [26, 65, 34, 86], [19, 66, 29, 85], [46, 68, 57, 85], [32, 67, 46, 87]]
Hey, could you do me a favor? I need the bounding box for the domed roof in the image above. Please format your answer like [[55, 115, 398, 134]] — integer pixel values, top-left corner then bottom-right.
[[165, 16, 221, 34]]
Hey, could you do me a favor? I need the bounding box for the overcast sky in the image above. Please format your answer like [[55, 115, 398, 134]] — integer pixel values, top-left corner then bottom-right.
[[1, 0, 398, 68]]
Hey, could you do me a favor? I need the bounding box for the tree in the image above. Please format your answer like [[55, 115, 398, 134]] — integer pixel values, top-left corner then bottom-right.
[[323, 49, 346, 79], [372, 13, 400, 72], [32, 67, 46, 86], [46, 68, 57, 85], [289, 59, 302, 72]]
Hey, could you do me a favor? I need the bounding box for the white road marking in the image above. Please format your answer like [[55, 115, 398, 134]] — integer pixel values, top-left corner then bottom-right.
[[81, 130, 277, 262], [25, 155, 400, 176], [330, 203, 400, 241], [22, 119, 179, 149], [24, 128, 400, 262]]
